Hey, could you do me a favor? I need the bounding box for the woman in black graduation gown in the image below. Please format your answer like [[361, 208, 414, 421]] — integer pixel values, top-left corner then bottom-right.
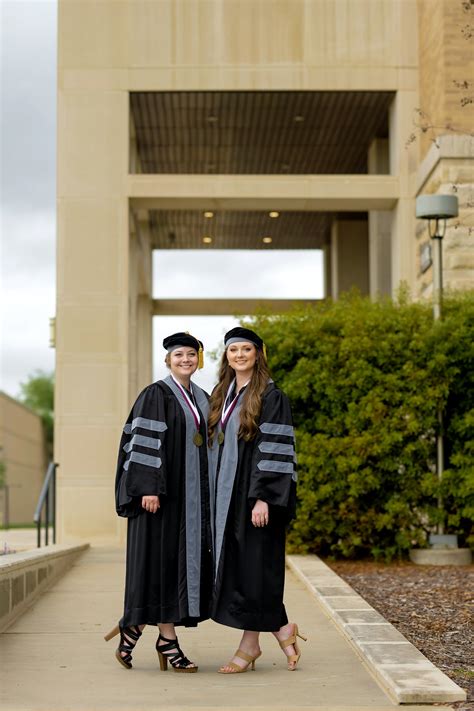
[[105, 332, 213, 673], [208, 327, 306, 674]]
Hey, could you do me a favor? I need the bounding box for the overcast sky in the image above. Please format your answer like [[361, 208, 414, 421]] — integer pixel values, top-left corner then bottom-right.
[[0, 0, 323, 398]]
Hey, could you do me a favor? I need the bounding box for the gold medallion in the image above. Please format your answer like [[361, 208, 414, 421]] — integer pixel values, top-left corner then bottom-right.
[[217, 431, 225, 445], [193, 432, 203, 447]]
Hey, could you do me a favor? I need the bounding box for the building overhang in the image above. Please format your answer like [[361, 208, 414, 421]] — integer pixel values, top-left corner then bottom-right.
[[129, 174, 399, 212]]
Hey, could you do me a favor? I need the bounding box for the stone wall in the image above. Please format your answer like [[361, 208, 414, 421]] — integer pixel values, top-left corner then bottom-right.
[[417, 0, 474, 160], [416, 136, 474, 298]]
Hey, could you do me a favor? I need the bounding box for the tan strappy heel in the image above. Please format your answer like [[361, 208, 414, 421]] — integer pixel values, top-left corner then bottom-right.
[[278, 623, 307, 670], [218, 649, 262, 674]]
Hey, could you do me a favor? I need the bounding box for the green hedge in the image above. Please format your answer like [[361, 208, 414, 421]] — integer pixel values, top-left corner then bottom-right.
[[246, 291, 474, 560]]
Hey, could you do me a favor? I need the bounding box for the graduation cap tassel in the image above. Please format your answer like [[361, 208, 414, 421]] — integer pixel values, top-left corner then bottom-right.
[[198, 345, 204, 369], [263, 343, 267, 361]]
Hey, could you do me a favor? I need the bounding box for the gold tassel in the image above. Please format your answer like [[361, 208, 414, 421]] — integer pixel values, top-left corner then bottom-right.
[[263, 343, 267, 361], [198, 345, 204, 369]]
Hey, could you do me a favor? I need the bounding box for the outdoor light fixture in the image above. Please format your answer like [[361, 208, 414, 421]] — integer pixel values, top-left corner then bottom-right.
[[204, 211, 214, 218], [262, 236, 272, 244], [269, 211, 280, 218], [415, 193, 459, 544], [416, 194, 458, 320]]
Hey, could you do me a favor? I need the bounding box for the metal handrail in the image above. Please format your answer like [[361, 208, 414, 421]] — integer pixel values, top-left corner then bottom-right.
[[33, 462, 58, 548]]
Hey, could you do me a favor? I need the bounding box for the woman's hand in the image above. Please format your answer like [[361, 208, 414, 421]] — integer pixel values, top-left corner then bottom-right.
[[142, 495, 160, 513], [251, 499, 269, 527]]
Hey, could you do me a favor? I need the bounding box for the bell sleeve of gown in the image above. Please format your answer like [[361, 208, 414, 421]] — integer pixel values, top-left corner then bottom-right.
[[248, 386, 297, 518], [114, 384, 168, 518]]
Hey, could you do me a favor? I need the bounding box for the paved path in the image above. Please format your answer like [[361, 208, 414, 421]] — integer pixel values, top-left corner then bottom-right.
[[0, 547, 447, 711]]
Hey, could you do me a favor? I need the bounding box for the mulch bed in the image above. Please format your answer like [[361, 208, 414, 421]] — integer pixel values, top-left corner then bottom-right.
[[325, 560, 474, 710]]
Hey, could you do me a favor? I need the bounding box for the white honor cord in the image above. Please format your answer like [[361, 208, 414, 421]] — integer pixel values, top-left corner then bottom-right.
[[171, 374, 201, 424]]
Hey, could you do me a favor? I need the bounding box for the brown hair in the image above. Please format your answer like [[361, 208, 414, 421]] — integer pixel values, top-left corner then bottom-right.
[[208, 348, 271, 444]]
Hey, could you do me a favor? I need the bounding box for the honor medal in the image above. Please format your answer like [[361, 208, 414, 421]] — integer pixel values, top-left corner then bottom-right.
[[217, 431, 225, 445], [193, 432, 203, 447]]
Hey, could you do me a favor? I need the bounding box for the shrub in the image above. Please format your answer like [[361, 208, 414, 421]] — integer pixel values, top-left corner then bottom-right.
[[246, 291, 474, 560]]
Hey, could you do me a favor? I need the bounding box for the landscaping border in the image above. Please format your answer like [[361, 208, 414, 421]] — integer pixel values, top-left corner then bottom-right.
[[287, 554, 467, 704]]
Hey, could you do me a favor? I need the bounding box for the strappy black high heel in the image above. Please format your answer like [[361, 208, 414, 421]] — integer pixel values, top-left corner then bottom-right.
[[156, 633, 198, 673], [104, 624, 143, 669]]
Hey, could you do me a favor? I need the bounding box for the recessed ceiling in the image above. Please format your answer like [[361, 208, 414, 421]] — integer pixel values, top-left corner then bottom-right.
[[131, 91, 393, 175], [149, 210, 332, 250]]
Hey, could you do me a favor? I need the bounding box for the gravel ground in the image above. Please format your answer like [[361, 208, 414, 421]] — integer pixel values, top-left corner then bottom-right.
[[326, 560, 474, 710]]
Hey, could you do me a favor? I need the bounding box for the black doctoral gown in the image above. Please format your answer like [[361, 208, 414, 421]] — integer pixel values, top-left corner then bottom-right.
[[210, 382, 296, 631], [114, 376, 213, 627]]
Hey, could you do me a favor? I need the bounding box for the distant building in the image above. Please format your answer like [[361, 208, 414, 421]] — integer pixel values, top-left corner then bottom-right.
[[56, 0, 473, 543], [0, 393, 47, 527]]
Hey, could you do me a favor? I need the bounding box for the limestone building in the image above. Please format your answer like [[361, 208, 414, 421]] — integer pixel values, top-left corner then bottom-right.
[[56, 0, 473, 543], [0, 393, 48, 527]]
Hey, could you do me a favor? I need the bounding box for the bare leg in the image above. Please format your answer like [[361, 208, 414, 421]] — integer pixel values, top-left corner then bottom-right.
[[272, 623, 298, 670], [219, 630, 261, 672]]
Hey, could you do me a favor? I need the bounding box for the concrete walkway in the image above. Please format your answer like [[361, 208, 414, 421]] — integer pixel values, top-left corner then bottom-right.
[[0, 546, 450, 711]]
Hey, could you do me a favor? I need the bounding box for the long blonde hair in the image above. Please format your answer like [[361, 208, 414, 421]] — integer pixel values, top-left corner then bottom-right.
[[208, 348, 271, 443]]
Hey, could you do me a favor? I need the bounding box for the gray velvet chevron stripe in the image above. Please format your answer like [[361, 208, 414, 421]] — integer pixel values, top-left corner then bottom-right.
[[123, 417, 168, 434], [124, 451, 162, 470], [257, 459, 294, 474], [260, 422, 294, 437], [123, 415, 167, 474], [123, 434, 162, 452], [163, 375, 209, 618], [258, 441, 294, 457], [258, 420, 297, 482]]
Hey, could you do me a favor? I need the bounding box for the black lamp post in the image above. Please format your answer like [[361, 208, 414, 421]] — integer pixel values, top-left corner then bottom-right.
[[415, 194, 458, 542]]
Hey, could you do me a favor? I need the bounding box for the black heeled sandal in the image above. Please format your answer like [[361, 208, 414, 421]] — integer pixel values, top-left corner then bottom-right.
[[156, 633, 198, 673], [104, 624, 143, 669]]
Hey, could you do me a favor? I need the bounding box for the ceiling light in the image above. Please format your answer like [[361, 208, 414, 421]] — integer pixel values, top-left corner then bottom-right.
[[294, 115, 305, 122], [269, 211, 279, 218], [207, 115, 218, 123], [204, 211, 214, 218], [202, 236, 213, 244], [262, 237, 273, 244]]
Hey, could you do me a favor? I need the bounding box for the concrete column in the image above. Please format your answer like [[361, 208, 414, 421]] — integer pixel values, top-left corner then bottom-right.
[[128, 215, 153, 400], [389, 91, 419, 296], [331, 219, 369, 299], [56, 55, 130, 541], [322, 243, 332, 299], [368, 139, 392, 298]]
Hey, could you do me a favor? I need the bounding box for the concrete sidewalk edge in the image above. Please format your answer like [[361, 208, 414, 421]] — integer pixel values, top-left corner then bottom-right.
[[0, 542, 90, 633], [286, 554, 467, 705]]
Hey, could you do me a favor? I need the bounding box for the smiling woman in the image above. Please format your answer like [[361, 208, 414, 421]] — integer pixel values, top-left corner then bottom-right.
[[207, 327, 305, 674], [106, 332, 213, 673]]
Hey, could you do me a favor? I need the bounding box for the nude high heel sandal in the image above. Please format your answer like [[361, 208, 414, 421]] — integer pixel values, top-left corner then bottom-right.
[[218, 649, 262, 674], [278, 623, 307, 670]]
